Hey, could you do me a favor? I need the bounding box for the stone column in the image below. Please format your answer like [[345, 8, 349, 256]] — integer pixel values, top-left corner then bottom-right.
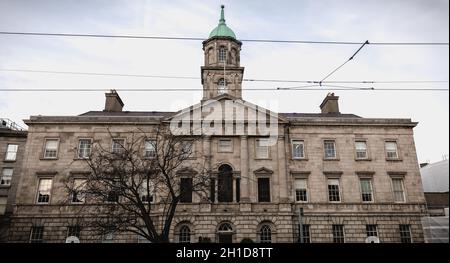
[[277, 135, 288, 202], [203, 136, 215, 202], [240, 135, 250, 202]]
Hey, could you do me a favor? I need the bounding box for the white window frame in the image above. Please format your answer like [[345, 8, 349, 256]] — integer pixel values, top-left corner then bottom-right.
[[1, 168, 13, 186], [77, 138, 92, 159], [255, 138, 270, 159], [111, 138, 126, 154], [36, 178, 53, 204], [327, 178, 341, 202], [43, 138, 59, 159], [385, 141, 399, 159], [218, 139, 233, 153], [294, 178, 308, 202], [140, 180, 155, 204], [71, 178, 86, 204], [291, 140, 306, 159], [218, 78, 227, 94], [144, 139, 156, 159], [5, 144, 18, 161], [218, 47, 227, 63], [355, 140, 368, 160], [366, 225, 378, 237], [323, 140, 337, 159], [359, 178, 374, 203], [392, 177, 406, 203]]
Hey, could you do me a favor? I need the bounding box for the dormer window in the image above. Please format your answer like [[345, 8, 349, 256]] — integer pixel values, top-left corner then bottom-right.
[[218, 78, 227, 94], [218, 47, 227, 63]]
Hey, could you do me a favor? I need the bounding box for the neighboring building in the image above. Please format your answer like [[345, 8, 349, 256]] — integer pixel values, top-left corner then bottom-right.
[[0, 118, 27, 241], [420, 159, 449, 243], [8, 6, 427, 243]]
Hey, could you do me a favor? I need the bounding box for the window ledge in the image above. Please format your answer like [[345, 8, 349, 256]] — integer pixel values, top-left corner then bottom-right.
[[292, 158, 308, 161], [3, 160, 16, 163], [39, 158, 59, 161], [386, 158, 403, 162], [355, 158, 372, 161], [255, 158, 271, 160], [323, 158, 340, 161], [73, 158, 90, 161], [0, 185, 11, 189]]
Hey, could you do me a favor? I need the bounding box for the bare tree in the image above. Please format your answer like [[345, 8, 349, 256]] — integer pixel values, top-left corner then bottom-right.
[[65, 125, 210, 243]]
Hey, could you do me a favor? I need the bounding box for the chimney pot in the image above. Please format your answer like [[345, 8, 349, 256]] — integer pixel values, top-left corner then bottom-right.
[[320, 93, 340, 114], [104, 89, 124, 112]]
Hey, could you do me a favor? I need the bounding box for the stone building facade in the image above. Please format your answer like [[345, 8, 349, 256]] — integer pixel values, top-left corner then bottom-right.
[[7, 6, 426, 243], [0, 118, 27, 241]]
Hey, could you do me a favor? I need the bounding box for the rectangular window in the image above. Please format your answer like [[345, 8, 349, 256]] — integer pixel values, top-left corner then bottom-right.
[[180, 177, 193, 203], [43, 139, 59, 159], [1, 168, 13, 186], [30, 226, 44, 243], [292, 140, 305, 159], [77, 139, 92, 159], [327, 178, 340, 202], [366, 225, 378, 237], [258, 178, 271, 202], [399, 225, 412, 243], [385, 141, 399, 159], [256, 138, 269, 159], [323, 140, 337, 159], [355, 141, 368, 159], [67, 225, 81, 238], [298, 225, 311, 243], [360, 179, 374, 202], [112, 139, 125, 154], [140, 180, 154, 203], [5, 144, 18, 161], [332, 225, 345, 243], [71, 179, 86, 204], [36, 178, 52, 204], [392, 178, 406, 202], [218, 139, 233, 152], [144, 140, 156, 158], [294, 178, 308, 202], [181, 140, 194, 158]]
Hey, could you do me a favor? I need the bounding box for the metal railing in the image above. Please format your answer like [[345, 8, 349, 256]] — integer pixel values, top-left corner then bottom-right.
[[0, 118, 26, 131]]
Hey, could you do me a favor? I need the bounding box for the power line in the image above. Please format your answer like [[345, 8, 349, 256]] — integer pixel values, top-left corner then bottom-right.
[[1, 68, 448, 84], [319, 40, 369, 85], [0, 31, 448, 46]]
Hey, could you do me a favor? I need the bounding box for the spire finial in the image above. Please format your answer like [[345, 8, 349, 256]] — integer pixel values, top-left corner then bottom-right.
[[219, 5, 225, 24]]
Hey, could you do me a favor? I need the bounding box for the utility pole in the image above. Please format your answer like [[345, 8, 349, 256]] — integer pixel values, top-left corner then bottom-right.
[[298, 207, 304, 243]]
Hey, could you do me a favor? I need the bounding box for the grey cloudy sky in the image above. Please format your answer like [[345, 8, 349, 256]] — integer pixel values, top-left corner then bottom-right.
[[0, 0, 448, 163]]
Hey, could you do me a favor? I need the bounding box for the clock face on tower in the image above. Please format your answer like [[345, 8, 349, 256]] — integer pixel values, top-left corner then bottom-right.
[[201, 5, 244, 100]]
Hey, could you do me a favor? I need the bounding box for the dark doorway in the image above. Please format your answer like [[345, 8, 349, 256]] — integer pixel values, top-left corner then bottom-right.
[[218, 234, 233, 243], [218, 164, 233, 202]]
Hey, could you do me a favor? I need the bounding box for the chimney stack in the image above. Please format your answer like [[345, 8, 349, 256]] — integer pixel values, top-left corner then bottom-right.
[[320, 93, 340, 114], [104, 90, 124, 112]]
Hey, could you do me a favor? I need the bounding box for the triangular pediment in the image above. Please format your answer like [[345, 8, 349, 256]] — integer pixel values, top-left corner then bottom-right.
[[253, 167, 274, 175]]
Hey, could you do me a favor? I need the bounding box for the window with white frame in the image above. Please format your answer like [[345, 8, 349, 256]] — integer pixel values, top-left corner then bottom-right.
[[112, 139, 125, 154], [366, 225, 378, 237], [218, 47, 227, 63], [332, 225, 345, 243], [399, 224, 412, 243], [294, 178, 308, 202], [327, 178, 340, 202], [256, 138, 269, 159], [392, 178, 406, 202], [43, 139, 59, 159], [5, 144, 18, 161], [218, 78, 227, 94], [36, 178, 52, 204], [29, 226, 44, 243], [140, 180, 154, 203], [323, 140, 337, 159], [355, 141, 368, 159], [1, 168, 13, 186], [292, 140, 305, 159], [77, 139, 92, 159], [144, 140, 156, 158], [218, 139, 232, 152], [259, 225, 272, 243], [71, 179, 86, 204], [179, 225, 191, 243], [385, 141, 399, 159], [360, 178, 374, 202]]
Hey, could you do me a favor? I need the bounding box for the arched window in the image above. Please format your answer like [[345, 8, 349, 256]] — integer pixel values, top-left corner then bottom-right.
[[259, 225, 272, 243], [179, 225, 191, 243], [218, 164, 233, 202], [217, 222, 233, 243], [218, 47, 227, 63], [218, 79, 227, 94]]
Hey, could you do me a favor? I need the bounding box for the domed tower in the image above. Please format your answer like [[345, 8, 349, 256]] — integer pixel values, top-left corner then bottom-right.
[[201, 5, 244, 100]]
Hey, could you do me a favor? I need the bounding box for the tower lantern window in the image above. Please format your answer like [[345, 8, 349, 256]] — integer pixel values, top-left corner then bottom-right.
[[219, 47, 227, 63]]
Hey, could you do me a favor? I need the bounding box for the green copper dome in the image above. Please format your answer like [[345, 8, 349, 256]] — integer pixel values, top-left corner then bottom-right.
[[208, 5, 236, 39]]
